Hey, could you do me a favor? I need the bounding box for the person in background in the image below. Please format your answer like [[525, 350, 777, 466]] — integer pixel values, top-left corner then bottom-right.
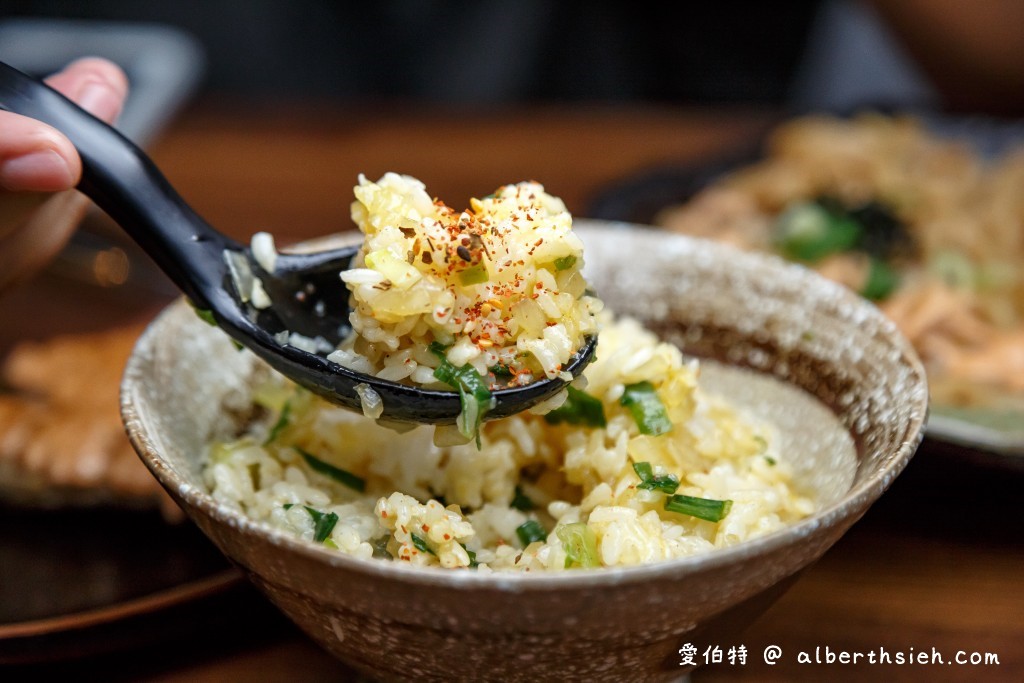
[[866, 0, 1024, 116], [0, 57, 127, 291]]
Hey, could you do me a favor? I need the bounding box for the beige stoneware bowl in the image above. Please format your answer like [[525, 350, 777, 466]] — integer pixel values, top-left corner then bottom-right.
[[121, 221, 928, 682]]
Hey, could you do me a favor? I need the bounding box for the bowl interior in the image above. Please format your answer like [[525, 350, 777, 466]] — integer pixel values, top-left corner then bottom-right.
[[121, 221, 928, 682]]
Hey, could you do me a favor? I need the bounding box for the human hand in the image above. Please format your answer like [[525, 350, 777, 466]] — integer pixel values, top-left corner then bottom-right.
[[0, 57, 128, 291]]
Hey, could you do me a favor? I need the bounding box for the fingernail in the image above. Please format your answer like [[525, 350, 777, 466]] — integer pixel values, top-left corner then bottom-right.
[[76, 80, 122, 122], [0, 149, 76, 192]]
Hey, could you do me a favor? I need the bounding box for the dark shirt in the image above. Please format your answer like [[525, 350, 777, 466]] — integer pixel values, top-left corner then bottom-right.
[[4, 0, 821, 105]]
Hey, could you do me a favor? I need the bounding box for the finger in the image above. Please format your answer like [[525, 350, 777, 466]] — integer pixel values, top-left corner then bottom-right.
[[0, 111, 80, 192], [44, 56, 129, 124], [0, 58, 129, 287]]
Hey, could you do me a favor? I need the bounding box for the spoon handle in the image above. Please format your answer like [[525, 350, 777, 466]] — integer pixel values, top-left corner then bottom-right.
[[0, 60, 234, 308]]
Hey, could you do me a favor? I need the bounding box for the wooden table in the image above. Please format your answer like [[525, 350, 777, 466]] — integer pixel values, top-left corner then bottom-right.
[[4, 104, 1021, 682]]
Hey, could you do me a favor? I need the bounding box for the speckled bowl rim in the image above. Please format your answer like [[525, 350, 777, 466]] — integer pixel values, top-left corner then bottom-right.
[[122, 220, 928, 593]]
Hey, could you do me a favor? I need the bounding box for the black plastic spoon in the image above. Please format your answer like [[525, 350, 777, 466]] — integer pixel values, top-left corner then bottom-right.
[[0, 60, 595, 424]]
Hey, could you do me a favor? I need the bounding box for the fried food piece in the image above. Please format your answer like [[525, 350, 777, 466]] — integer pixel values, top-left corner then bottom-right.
[[0, 323, 182, 520]]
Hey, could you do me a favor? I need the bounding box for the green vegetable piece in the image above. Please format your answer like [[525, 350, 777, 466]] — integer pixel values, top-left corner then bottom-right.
[[289, 505, 339, 543], [430, 344, 494, 446], [544, 386, 607, 427], [457, 264, 489, 286], [310, 510, 338, 543], [861, 257, 900, 301], [515, 519, 547, 546], [459, 542, 480, 568], [664, 494, 733, 522], [428, 340, 451, 356], [553, 255, 577, 271], [411, 533, 436, 556], [633, 461, 654, 481], [620, 382, 672, 436], [323, 538, 339, 550], [774, 202, 862, 263], [632, 461, 680, 493], [489, 364, 514, 379], [194, 307, 217, 327], [510, 485, 535, 511], [263, 399, 292, 445], [297, 448, 366, 492], [557, 522, 599, 568]]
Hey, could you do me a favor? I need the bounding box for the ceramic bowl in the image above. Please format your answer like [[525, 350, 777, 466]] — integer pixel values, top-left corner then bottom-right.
[[121, 221, 928, 683]]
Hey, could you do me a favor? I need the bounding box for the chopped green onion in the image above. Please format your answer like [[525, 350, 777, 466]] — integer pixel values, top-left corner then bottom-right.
[[553, 255, 577, 271], [431, 355, 488, 395], [632, 461, 680, 494], [285, 504, 339, 543], [411, 533, 436, 556], [371, 535, 391, 558], [633, 461, 655, 482], [510, 485, 535, 511], [544, 386, 607, 427], [263, 399, 292, 445], [430, 345, 494, 447], [459, 542, 479, 568], [457, 263, 489, 286], [308, 508, 338, 543], [620, 382, 673, 436], [428, 340, 450, 356], [323, 538, 339, 550], [774, 201, 862, 263], [297, 448, 366, 492], [557, 522, 599, 568], [515, 520, 547, 546], [664, 494, 733, 522], [764, 456, 777, 466], [860, 257, 900, 301], [489, 364, 514, 379], [194, 307, 217, 327]]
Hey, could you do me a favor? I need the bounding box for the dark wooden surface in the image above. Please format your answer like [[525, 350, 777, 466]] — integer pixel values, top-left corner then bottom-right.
[[4, 104, 1021, 682]]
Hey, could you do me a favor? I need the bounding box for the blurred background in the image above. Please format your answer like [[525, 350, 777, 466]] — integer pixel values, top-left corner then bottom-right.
[[6, 0, 1022, 117]]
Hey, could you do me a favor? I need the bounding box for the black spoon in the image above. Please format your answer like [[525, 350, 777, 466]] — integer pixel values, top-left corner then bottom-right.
[[0, 60, 595, 424]]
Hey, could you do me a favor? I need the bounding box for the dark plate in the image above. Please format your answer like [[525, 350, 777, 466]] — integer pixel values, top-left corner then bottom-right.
[[586, 110, 1024, 466], [0, 503, 239, 664], [588, 141, 763, 228]]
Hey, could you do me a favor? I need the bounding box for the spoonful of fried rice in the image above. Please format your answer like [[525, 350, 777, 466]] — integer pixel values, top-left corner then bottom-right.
[[0, 60, 597, 435]]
